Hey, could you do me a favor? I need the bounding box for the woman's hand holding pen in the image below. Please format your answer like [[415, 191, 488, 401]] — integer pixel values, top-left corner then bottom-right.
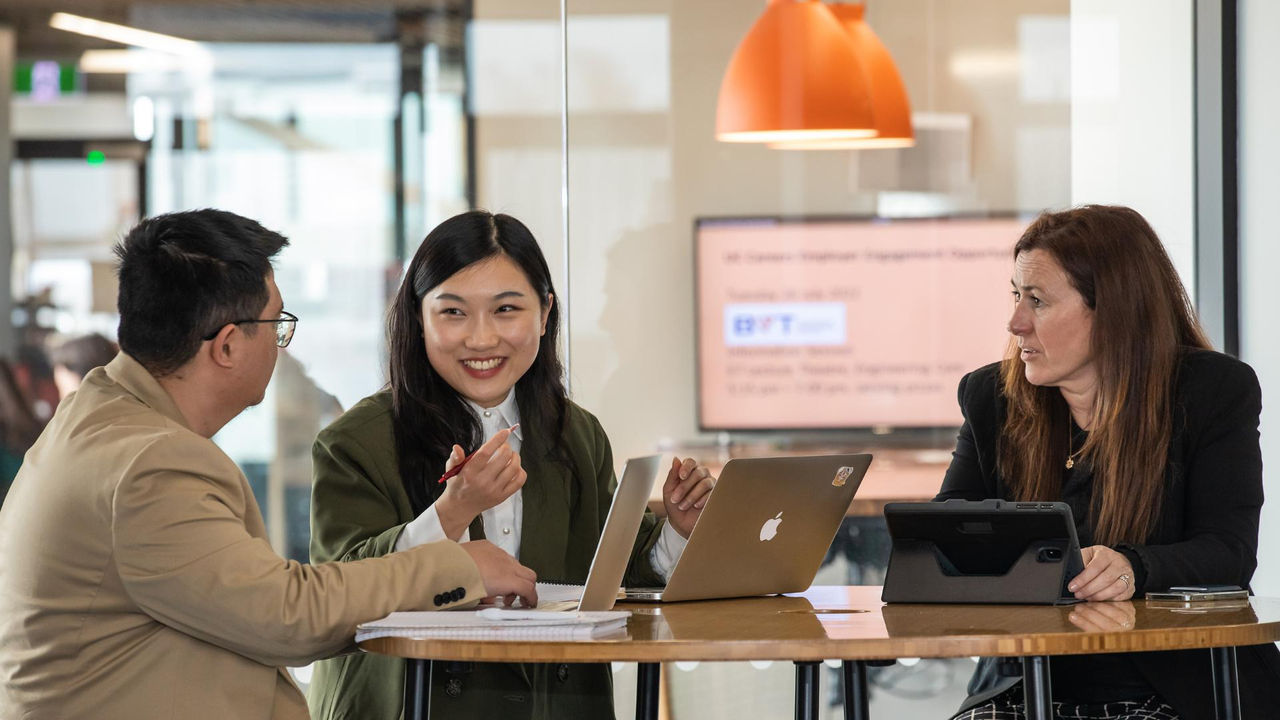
[[663, 457, 716, 539], [434, 427, 526, 540]]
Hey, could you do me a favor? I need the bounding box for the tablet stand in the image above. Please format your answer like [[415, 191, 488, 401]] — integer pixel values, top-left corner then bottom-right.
[[881, 537, 1079, 605]]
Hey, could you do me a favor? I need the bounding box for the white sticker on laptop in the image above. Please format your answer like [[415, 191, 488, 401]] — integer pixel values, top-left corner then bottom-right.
[[832, 466, 855, 487]]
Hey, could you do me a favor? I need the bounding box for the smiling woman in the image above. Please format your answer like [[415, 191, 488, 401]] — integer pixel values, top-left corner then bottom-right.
[[305, 209, 716, 720], [421, 254, 551, 412]]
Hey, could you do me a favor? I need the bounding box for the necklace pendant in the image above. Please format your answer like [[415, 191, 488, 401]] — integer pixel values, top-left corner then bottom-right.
[[1065, 457, 1075, 470]]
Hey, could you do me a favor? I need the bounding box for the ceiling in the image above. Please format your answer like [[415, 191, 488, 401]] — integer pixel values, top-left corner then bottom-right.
[[0, 1, 469, 61]]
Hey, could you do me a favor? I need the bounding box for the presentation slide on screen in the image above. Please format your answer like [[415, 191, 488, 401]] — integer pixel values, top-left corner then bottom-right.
[[697, 218, 1027, 429]]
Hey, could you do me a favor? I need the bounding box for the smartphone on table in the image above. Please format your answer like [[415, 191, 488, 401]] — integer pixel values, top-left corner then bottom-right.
[[1146, 585, 1249, 602]]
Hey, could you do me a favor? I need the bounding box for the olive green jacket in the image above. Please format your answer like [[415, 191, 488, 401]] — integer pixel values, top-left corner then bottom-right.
[[306, 390, 666, 720]]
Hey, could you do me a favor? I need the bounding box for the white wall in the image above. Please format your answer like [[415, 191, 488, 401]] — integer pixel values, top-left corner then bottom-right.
[[11, 94, 133, 139], [1068, 0, 1280, 594], [1069, 0, 1196, 292], [1239, 0, 1280, 596]]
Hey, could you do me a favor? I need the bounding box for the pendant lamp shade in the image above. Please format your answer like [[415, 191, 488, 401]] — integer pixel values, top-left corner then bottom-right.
[[771, 3, 915, 150], [715, 0, 877, 143]]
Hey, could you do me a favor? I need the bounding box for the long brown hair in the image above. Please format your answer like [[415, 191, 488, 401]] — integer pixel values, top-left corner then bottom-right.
[[999, 205, 1211, 545]]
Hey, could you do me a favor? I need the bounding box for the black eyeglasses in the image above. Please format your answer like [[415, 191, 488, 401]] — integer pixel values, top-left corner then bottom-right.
[[202, 310, 298, 348]]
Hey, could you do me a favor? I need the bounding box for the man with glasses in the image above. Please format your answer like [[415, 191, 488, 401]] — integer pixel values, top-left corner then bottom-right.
[[0, 209, 537, 720], [204, 309, 298, 348]]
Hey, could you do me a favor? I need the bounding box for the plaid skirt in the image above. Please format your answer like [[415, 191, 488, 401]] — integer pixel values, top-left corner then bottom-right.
[[949, 687, 1179, 720]]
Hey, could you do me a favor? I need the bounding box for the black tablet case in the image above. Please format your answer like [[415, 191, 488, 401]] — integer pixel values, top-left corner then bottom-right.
[[880, 499, 1084, 605]]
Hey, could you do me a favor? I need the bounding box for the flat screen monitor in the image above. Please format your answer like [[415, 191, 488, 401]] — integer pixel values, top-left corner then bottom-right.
[[695, 215, 1028, 431]]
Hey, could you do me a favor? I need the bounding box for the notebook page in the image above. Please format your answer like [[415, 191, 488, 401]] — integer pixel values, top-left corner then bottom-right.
[[355, 622, 626, 642], [536, 582, 585, 605], [355, 609, 629, 642]]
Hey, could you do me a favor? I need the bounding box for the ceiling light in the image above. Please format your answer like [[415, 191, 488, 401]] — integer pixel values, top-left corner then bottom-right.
[[770, 3, 914, 150], [49, 12, 209, 60], [715, 0, 876, 144], [79, 49, 189, 74]]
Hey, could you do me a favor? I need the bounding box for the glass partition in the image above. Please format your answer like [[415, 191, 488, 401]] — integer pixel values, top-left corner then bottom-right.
[[561, 0, 1195, 716]]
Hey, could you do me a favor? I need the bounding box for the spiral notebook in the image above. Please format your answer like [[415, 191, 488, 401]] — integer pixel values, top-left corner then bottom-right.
[[533, 582, 626, 611], [355, 609, 629, 641]]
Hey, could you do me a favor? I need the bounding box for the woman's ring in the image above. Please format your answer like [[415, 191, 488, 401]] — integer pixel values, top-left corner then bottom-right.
[[1118, 573, 1131, 588]]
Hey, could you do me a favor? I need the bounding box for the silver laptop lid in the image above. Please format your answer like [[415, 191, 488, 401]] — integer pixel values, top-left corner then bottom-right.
[[577, 454, 663, 611], [657, 453, 872, 602]]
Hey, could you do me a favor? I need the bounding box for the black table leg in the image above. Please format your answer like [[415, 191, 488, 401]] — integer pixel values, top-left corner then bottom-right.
[[1022, 656, 1052, 720], [403, 658, 432, 720], [842, 661, 870, 720], [795, 661, 821, 720], [636, 662, 661, 720], [1210, 646, 1242, 720]]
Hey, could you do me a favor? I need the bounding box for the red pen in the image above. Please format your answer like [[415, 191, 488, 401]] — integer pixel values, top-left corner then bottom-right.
[[437, 424, 519, 483]]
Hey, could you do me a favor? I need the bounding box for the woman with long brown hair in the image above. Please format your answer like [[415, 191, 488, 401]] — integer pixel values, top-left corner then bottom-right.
[[939, 205, 1280, 719]]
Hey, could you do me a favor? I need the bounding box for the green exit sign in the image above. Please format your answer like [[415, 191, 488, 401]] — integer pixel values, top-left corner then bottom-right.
[[14, 61, 81, 99]]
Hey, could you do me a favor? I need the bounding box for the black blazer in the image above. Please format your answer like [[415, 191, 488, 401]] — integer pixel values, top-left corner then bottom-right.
[[938, 349, 1280, 719]]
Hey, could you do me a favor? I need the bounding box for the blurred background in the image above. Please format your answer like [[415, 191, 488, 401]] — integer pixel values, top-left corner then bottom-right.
[[0, 1, 1276, 717]]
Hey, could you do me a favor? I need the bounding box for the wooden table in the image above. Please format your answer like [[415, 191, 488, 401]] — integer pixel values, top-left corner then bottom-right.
[[361, 586, 1280, 720]]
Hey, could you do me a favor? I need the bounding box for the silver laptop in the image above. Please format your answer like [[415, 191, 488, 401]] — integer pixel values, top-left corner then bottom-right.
[[530, 454, 662, 612], [622, 453, 872, 602]]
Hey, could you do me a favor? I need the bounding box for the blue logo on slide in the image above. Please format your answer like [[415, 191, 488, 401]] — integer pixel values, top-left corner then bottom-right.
[[732, 314, 794, 336], [724, 303, 845, 346]]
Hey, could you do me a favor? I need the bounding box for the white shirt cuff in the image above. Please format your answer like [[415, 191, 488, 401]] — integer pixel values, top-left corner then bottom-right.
[[649, 520, 689, 581], [394, 504, 469, 552]]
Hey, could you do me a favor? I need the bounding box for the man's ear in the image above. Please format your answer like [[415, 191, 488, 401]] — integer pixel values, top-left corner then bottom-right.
[[205, 324, 238, 369]]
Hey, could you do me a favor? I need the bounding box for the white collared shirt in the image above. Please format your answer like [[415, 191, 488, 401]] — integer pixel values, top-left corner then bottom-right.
[[394, 391, 686, 580], [465, 391, 524, 555]]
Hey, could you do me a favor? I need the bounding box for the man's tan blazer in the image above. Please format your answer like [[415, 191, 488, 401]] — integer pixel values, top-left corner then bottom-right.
[[0, 353, 484, 719]]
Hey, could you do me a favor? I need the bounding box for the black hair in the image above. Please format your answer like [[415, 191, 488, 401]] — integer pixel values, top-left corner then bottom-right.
[[388, 210, 569, 515], [113, 209, 289, 377]]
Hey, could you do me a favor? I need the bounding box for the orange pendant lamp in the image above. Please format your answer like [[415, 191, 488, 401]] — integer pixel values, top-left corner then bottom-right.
[[770, 3, 915, 150], [715, 0, 877, 143]]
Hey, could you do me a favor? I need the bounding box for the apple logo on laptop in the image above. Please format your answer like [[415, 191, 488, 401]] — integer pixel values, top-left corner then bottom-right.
[[759, 512, 783, 542]]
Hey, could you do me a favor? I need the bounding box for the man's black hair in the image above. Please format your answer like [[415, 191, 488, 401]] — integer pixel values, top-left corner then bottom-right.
[[114, 209, 289, 377]]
